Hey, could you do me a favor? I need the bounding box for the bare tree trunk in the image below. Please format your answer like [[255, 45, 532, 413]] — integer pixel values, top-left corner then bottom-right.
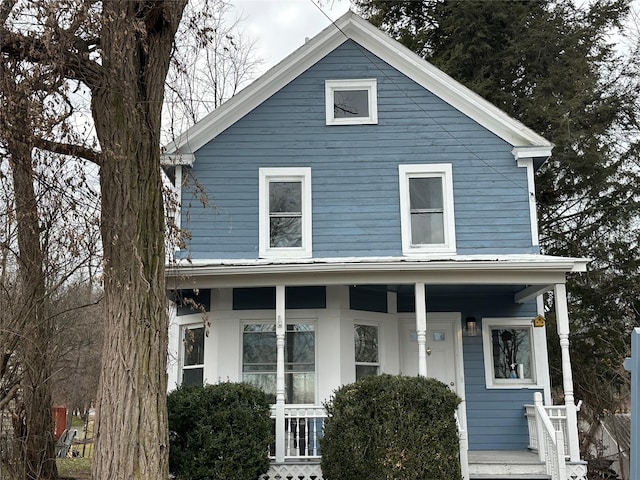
[[2, 49, 59, 478], [10, 139, 58, 480], [91, 3, 186, 479]]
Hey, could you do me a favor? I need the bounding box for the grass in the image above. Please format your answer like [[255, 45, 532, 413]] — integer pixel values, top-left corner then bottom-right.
[[56, 457, 92, 479], [57, 415, 94, 479]]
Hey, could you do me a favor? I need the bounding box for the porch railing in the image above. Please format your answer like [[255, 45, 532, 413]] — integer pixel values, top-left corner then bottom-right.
[[524, 399, 569, 456], [525, 392, 567, 480], [270, 406, 326, 460]]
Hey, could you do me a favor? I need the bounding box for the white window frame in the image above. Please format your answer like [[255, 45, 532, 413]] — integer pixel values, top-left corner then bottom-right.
[[180, 324, 205, 386], [259, 167, 312, 258], [354, 321, 381, 380], [325, 79, 378, 125], [398, 164, 456, 255], [482, 317, 540, 389]]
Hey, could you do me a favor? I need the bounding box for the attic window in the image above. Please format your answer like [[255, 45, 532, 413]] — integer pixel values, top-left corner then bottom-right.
[[325, 79, 377, 125]]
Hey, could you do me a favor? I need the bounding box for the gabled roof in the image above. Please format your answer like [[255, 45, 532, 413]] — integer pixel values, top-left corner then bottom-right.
[[162, 11, 553, 165]]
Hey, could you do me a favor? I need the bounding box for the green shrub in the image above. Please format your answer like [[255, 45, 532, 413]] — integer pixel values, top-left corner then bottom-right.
[[168, 382, 273, 480], [320, 374, 462, 480]]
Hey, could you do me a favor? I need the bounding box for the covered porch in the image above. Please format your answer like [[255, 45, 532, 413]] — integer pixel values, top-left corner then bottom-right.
[[168, 255, 588, 480]]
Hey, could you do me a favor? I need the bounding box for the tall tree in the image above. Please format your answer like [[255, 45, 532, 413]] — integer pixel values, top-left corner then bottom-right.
[[0, 56, 62, 479], [1, 49, 102, 476], [2, 0, 259, 476], [354, 0, 640, 455], [1, 1, 186, 478]]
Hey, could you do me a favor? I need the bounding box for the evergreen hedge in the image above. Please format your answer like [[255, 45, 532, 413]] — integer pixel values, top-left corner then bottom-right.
[[320, 374, 462, 480], [167, 382, 272, 480]]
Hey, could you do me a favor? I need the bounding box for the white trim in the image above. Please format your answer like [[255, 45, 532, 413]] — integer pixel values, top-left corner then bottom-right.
[[167, 255, 590, 289], [512, 146, 553, 161], [174, 165, 182, 230], [258, 167, 312, 259], [536, 295, 553, 406], [399, 164, 456, 255], [482, 317, 542, 389], [325, 78, 378, 125], [353, 320, 381, 378], [517, 157, 539, 246], [179, 324, 206, 386], [160, 153, 195, 166], [163, 12, 553, 158], [514, 284, 553, 304]]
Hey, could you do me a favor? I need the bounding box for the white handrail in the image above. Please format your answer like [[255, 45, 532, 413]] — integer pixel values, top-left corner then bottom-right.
[[532, 392, 567, 480]]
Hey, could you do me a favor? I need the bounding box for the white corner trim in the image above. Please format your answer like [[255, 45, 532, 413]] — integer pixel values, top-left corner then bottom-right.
[[536, 295, 553, 406], [516, 157, 539, 246]]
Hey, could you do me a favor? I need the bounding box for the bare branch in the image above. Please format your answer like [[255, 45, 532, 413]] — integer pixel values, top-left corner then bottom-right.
[[34, 138, 102, 166]]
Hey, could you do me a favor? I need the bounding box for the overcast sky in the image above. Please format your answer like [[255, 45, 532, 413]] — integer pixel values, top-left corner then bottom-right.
[[230, 0, 351, 73]]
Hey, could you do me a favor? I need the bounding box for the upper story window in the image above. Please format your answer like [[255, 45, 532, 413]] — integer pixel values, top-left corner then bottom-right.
[[398, 164, 456, 255], [325, 79, 378, 125], [181, 326, 204, 386], [259, 167, 312, 258], [482, 318, 538, 389]]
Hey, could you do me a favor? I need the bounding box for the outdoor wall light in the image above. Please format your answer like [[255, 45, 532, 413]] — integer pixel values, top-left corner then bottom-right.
[[464, 317, 478, 337]]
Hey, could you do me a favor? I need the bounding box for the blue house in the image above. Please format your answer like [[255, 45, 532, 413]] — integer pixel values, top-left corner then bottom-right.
[[163, 12, 588, 480]]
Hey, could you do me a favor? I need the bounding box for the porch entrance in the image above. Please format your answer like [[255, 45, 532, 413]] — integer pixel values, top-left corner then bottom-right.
[[400, 314, 460, 393]]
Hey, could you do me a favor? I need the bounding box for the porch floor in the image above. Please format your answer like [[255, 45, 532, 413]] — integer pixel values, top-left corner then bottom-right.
[[468, 450, 548, 479]]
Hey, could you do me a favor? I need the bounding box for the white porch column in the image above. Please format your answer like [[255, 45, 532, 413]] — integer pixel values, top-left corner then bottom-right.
[[415, 282, 428, 377], [554, 283, 580, 462], [275, 285, 286, 462]]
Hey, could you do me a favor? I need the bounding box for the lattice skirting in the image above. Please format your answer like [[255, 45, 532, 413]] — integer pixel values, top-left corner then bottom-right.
[[260, 462, 324, 480], [566, 461, 588, 480]]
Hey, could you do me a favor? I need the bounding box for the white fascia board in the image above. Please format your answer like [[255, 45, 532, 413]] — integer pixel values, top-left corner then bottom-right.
[[163, 12, 553, 159], [167, 255, 590, 282]]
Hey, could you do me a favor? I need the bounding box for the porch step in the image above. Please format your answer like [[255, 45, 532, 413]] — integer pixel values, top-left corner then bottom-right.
[[468, 450, 549, 479]]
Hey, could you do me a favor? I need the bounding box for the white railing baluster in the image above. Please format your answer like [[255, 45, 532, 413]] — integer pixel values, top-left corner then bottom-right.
[[270, 405, 327, 460], [526, 392, 567, 480]]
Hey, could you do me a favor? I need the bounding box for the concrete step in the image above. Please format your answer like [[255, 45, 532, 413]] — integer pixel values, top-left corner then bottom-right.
[[468, 450, 549, 479]]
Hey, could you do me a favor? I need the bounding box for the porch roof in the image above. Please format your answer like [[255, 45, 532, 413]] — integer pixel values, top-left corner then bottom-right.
[[166, 254, 588, 291]]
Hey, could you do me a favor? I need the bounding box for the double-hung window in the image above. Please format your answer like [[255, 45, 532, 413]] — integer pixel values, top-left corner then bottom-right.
[[399, 164, 456, 254], [354, 323, 379, 380], [181, 326, 204, 386], [259, 168, 312, 258], [242, 323, 316, 404], [482, 318, 537, 388], [325, 79, 378, 125]]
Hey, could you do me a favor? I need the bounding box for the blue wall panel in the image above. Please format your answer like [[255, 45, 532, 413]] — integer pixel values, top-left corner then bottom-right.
[[182, 40, 536, 259], [429, 293, 540, 451]]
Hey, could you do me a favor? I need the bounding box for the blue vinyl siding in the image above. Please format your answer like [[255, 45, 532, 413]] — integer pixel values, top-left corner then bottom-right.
[[182, 40, 535, 259], [429, 293, 540, 451]]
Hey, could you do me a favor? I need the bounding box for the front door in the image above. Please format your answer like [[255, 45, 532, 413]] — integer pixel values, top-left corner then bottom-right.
[[400, 314, 460, 393]]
